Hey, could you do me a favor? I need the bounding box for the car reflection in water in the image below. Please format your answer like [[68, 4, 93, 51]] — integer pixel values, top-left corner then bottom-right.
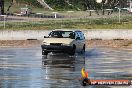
[[41, 54, 85, 87]]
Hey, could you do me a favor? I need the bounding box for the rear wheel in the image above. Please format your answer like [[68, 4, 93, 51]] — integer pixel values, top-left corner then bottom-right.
[[83, 44, 85, 53], [81, 45, 85, 54]]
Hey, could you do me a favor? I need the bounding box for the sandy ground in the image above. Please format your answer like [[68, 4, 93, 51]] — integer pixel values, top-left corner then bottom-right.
[[0, 40, 132, 48], [0, 40, 41, 48], [87, 39, 132, 48]]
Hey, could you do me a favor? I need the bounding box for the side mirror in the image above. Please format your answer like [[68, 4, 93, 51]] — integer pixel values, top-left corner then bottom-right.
[[76, 37, 80, 40]]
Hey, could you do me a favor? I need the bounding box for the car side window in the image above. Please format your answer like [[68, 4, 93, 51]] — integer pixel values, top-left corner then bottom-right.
[[69, 32, 75, 39], [77, 32, 84, 40], [75, 32, 80, 40], [79, 32, 82, 40], [80, 32, 85, 40]]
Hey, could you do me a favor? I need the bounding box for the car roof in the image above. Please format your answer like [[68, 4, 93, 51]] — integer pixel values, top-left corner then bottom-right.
[[53, 29, 81, 32]]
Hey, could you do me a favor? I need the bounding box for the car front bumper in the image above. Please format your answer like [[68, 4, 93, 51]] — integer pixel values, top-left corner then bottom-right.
[[41, 45, 73, 53]]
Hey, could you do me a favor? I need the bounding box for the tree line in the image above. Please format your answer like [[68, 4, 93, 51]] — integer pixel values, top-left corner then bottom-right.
[[5, 0, 129, 10], [45, 0, 128, 10]]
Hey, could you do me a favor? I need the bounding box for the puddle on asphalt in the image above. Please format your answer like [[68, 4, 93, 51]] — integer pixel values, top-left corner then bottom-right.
[[0, 47, 132, 88]]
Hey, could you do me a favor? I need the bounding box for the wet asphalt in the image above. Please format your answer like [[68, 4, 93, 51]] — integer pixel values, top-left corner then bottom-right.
[[0, 46, 132, 88]]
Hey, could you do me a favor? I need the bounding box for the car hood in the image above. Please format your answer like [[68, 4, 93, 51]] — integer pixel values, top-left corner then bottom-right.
[[42, 38, 74, 44]]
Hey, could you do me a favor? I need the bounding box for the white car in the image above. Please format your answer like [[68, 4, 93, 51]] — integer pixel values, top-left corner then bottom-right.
[[41, 29, 85, 55]]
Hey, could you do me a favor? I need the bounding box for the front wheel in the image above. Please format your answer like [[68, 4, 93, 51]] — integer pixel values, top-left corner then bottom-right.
[[69, 45, 76, 56], [42, 50, 48, 56]]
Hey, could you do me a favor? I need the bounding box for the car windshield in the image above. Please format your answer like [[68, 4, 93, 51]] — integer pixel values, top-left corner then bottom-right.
[[49, 31, 75, 39]]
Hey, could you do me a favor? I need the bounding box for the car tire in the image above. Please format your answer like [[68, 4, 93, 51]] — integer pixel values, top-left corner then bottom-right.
[[69, 45, 76, 56], [82, 44, 85, 53], [42, 50, 48, 56], [81, 44, 85, 54], [44, 52, 48, 55]]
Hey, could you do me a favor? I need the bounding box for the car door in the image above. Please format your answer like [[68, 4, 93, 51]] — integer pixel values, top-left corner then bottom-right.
[[73, 32, 80, 52], [75, 32, 82, 52], [78, 32, 84, 51], [80, 32, 85, 50]]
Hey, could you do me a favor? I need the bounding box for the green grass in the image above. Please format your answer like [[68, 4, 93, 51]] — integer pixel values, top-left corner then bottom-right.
[[0, 15, 132, 30], [2, 1, 132, 30]]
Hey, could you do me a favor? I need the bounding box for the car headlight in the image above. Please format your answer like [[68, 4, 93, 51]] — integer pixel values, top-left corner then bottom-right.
[[43, 42, 50, 45]]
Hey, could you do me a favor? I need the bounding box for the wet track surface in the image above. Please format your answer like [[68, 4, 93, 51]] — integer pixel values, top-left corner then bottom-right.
[[0, 47, 132, 88]]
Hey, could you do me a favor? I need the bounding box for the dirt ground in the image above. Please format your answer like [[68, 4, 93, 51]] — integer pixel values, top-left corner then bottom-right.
[[0, 39, 132, 48], [86, 39, 132, 48], [0, 40, 41, 48]]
